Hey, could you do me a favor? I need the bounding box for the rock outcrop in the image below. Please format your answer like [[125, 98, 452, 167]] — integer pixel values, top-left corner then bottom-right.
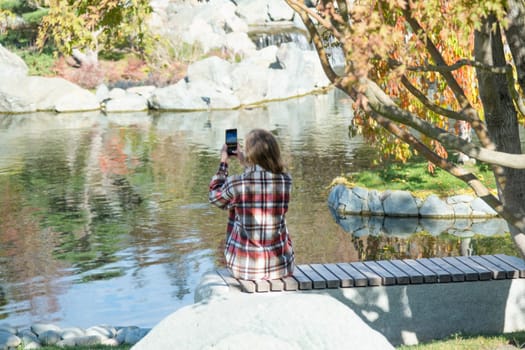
[[0, 0, 331, 114]]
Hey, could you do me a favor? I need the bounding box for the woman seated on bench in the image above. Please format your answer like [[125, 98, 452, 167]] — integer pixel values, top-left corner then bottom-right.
[[209, 128, 295, 280]]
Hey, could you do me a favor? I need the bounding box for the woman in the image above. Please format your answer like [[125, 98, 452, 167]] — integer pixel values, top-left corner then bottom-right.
[[209, 129, 295, 280]]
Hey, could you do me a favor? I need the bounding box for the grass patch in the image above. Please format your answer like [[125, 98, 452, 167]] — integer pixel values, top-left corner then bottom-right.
[[345, 159, 495, 197], [396, 331, 525, 349]]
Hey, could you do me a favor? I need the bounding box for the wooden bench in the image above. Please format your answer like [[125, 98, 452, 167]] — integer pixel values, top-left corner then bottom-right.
[[216, 254, 525, 293]]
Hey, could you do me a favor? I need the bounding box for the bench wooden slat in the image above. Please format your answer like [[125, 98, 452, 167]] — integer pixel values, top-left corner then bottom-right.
[[387, 260, 424, 284], [217, 254, 523, 293], [282, 275, 299, 291], [336, 263, 368, 286], [269, 278, 284, 292], [297, 265, 326, 289], [216, 268, 241, 290], [323, 263, 354, 287], [469, 255, 507, 280], [364, 261, 396, 285], [402, 259, 438, 283], [349, 262, 382, 286], [430, 257, 470, 282], [255, 280, 270, 292], [375, 260, 410, 284], [494, 254, 525, 278], [310, 264, 340, 288], [292, 267, 313, 290], [480, 255, 520, 279], [238, 279, 256, 293], [452, 256, 492, 281], [414, 258, 452, 283]]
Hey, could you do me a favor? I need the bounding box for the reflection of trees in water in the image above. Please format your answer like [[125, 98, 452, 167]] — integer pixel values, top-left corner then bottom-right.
[[350, 232, 519, 261]]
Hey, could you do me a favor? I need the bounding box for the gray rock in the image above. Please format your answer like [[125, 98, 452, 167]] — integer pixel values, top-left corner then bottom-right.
[[0, 43, 28, 78], [451, 202, 472, 217], [39, 329, 62, 346], [74, 335, 103, 346], [31, 323, 61, 337], [19, 328, 39, 344], [236, 0, 270, 24], [368, 189, 384, 215], [60, 327, 85, 339], [267, 0, 295, 21], [86, 325, 116, 339], [127, 85, 156, 98], [23, 341, 42, 349], [420, 195, 454, 218], [117, 327, 150, 345], [132, 293, 395, 350], [187, 56, 233, 90], [382, 190, 419, 217], [104, 93, 149, 113], [327, 184, 347, 211], [0, 330, 21, 348], [0, 76, 99, 113], [56, 338, 76, 347], [108, 87, 127, 99], [95, 83, 110, 102], [447, 194, 474, 204], [471, 197, 498, 217]]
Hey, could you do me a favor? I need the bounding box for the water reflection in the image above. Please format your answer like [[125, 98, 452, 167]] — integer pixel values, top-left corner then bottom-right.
[[331, 210, 510, 238], [0, 88, 519, 329]]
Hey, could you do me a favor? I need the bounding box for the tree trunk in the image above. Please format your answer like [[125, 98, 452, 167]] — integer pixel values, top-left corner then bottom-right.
[[504, 0, 525, 91], [474, 14, 525, 258]]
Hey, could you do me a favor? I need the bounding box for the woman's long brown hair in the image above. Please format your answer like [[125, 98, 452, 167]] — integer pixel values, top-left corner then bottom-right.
[[244, 129, 285, 174]]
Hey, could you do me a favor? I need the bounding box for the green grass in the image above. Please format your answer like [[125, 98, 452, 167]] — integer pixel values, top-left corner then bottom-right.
[[396, 331, 525, 349], [346, 159, 495, 197]]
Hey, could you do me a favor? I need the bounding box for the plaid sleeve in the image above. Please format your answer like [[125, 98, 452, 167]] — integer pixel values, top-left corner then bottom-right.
[[209, 162, 233, 209]]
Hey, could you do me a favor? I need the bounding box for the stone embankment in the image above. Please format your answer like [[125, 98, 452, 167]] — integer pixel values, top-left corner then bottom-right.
[[328, 184, 508, 237], [0, 0, 330, 114], [0, 323, 149, 349]]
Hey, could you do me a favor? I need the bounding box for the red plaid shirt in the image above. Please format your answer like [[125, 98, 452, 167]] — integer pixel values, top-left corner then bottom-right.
[[209, 162, 295, 280]]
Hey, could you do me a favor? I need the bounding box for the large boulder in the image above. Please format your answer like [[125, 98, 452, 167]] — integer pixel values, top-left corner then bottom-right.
[[0, 43, 28, 79], [0, 76, 100, 113], [132, 292, 394, 350]]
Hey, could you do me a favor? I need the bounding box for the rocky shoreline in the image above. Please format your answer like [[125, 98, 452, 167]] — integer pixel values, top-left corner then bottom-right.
[[0, 0, 332, 115], [0, 322, 149, 349]]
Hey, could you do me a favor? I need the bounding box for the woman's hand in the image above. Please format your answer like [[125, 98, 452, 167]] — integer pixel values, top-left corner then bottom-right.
[[221, 144, 245, 165], [236, 144, 245, 165], [220, 144, 229, 163]]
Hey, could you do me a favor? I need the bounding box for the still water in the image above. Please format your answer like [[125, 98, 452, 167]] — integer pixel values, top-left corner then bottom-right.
[[0, 88, 516, 329]]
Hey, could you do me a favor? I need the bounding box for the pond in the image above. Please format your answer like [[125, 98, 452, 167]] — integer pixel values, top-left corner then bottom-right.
[[0, 88, 517, 329]]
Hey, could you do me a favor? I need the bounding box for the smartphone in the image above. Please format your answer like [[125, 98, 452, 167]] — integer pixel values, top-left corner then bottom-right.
[[225, 128, 237, 155]]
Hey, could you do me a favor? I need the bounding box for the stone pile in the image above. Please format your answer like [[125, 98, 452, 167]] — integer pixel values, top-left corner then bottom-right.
[[0, 323, 149, 349]]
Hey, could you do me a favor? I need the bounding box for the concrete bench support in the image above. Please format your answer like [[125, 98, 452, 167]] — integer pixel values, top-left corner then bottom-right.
[[213, 254, 525, 346]]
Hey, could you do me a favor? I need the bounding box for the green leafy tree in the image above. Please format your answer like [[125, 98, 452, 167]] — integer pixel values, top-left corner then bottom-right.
[[285, 0, 525, 258], [36, 0, 156, 64]]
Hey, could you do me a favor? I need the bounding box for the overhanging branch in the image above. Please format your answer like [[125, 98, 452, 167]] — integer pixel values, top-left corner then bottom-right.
[[364, 79, 525, 169]]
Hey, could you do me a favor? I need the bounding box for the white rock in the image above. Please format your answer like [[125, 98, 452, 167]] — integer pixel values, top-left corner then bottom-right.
[[132, 293, 394, 350]]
